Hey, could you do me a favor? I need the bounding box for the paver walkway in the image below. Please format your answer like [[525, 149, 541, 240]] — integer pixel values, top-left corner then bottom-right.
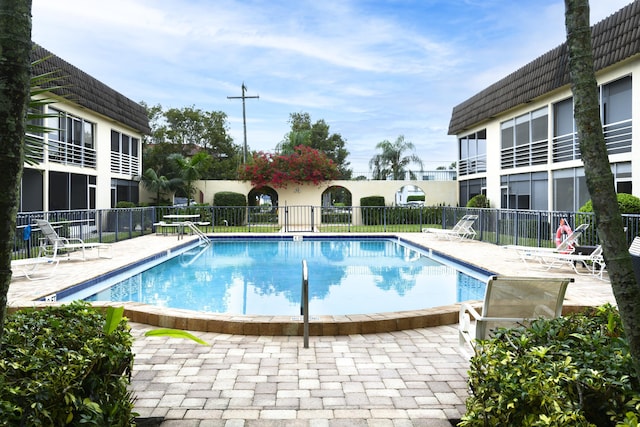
[[131, 324, 467, 426]]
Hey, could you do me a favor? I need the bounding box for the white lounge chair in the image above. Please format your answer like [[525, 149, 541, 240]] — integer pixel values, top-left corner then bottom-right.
[[422, 214, 478, 241], [35, 219, 112, 260], [534, 245, 606, 279], [11, 256, 59, 280], [459, 275, 573, 354], [505, 223, 589, 262]]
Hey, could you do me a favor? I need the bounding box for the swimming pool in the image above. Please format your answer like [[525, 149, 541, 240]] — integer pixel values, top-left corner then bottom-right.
[[69, 236, 491, 316]]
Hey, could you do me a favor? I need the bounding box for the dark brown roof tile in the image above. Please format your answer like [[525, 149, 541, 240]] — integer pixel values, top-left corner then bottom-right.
[[31, 45, 151, 135]]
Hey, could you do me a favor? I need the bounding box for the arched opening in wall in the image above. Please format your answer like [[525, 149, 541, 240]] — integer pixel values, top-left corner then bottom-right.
[[248, 186, 278, 209], [395, 184, 425, 206], [248, 186, 279, 227], [321, 186, 352, 207], [321, 186, 353, 227]]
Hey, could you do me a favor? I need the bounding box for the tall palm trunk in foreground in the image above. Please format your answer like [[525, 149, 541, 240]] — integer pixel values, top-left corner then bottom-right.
[[0, 0, 33, 345], [565, 0, 640, 377]]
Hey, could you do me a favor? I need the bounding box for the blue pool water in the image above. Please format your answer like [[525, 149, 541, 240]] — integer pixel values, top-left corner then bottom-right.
[[80, 237, 489, 316]]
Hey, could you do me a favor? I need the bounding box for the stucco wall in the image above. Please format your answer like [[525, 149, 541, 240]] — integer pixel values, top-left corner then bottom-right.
[[192, 180, 458, 207]]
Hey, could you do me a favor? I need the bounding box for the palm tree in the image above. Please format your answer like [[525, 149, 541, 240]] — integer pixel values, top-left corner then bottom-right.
[[169, 151, 211, 205], [140, 168, 180, 205], [369, 135, 423, 180]]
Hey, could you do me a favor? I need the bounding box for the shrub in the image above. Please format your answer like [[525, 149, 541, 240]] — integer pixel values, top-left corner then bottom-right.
[[115, 201, 137, 208], [407, 195, 425, 203], [214, 191, 246, 207], [460, 304, 640, 427], [213, 192, 247, 226], [579, 193, 640, 214], [0, 302, 135, 426], [360, 196, 385, 225], [466, 194, 489, 208]]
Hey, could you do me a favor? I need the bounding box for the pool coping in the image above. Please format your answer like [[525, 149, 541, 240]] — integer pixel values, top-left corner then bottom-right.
[[8, 233, 594, 335]]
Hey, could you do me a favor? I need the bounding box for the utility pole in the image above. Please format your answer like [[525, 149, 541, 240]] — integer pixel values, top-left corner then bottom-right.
[[227, 82, 259, 164]]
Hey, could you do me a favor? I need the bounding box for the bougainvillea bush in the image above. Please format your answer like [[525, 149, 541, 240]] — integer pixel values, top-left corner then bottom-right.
[[238, 145, 338, 188]]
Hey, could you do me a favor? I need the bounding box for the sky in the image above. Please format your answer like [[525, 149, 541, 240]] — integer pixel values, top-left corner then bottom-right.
[[32, 0, 632, 175]]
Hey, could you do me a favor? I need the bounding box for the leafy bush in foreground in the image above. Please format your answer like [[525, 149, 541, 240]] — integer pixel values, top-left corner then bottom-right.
[[0, 302, 135, 426], [460, 305, 640, 427]]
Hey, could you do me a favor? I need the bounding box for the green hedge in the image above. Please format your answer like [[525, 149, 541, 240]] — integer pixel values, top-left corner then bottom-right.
[[360, 196, 385, 225], [0, 302, 135, 426], [460, 305, 640, 426], [213, 191, 247, 226]]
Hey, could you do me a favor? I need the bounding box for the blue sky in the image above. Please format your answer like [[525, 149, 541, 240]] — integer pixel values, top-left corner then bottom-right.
[[32, 0, 631, 175]]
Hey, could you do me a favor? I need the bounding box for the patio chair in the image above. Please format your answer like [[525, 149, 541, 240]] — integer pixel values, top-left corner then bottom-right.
[[422, 214, 478, 241], [459, 275, 573, 354], [534, 245, 607, 279], [11, 256, 59, 280], [506, 223, 589, 262], [35, 219, 112, 260]]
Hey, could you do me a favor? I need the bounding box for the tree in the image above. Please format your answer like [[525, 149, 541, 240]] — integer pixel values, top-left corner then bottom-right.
[[140, 168, 181, 205], [565, 0, 640, 376], [278, 112, 352, 179], [369, 135, 423, 180], [142, 103, 242, 180], [170, 151, 212, 205], [238, 145, 338, 188], [0, 0, 33, 343]]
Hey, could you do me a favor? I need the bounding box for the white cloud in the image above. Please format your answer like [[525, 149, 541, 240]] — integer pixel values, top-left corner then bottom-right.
[[31, 0, 634, 173]]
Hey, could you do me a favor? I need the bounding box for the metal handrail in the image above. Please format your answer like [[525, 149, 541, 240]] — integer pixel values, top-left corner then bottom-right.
[[300, 259, 309, 348]]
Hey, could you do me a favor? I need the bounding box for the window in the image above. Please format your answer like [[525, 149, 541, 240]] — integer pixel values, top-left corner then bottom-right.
[[553, 168, 589, 211], [110, 130, 141, 176], [602, 76, 632, 154], [459, 178, 486, 207], [48, 108, 96, 168], [458, 129, 486, 176], [501, 107, 548, 169], [612, 162, 632, 195], [553, 76, 632, 162], [501, 172, 548, 210], [111, 178, 139, 207], [552, 98, 578, 162]]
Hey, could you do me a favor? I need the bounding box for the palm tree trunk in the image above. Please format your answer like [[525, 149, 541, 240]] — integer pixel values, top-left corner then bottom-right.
[[0, 0, 33, 344], [565, 0, 640, 377]]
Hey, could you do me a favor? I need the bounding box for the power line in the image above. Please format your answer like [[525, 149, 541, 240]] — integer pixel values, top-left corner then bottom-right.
[[227, 82, 259, 164]]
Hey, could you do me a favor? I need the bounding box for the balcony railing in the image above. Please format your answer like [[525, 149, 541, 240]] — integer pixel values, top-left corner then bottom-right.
[[110, 151, 140, 176], [48, 140, 97, 169]]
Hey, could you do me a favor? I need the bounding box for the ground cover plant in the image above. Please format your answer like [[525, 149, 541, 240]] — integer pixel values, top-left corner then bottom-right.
[[460, 305, 640, 426], [0, 302, 135, 426]]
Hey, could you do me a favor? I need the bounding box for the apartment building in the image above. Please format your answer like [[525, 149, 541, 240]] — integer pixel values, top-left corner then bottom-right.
[[22, 45, 150, 212], [449, 1, 639, 211]]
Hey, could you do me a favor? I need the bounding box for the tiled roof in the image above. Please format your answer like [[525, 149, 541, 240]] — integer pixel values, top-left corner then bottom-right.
[[31, 45, 151, 135], [448, 0, 640, 135]]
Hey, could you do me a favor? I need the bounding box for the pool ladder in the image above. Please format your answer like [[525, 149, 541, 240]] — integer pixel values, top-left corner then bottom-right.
[[183, 221, 211, 245], [300, 259, 309, 348]]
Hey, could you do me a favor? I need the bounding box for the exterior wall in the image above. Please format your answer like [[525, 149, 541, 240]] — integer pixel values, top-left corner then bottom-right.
[[140, 179, 459, 208], [23, 97, 144, 211], [456, 58, 638, 210], [192, 180, 458, 208]]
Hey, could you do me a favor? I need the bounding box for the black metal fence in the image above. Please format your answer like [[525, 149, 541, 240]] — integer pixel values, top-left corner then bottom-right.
[[14, 205, 640, 260]]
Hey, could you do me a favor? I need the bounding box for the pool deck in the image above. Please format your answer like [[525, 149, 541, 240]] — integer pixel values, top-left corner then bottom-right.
[[7, 233, 616, 425]]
